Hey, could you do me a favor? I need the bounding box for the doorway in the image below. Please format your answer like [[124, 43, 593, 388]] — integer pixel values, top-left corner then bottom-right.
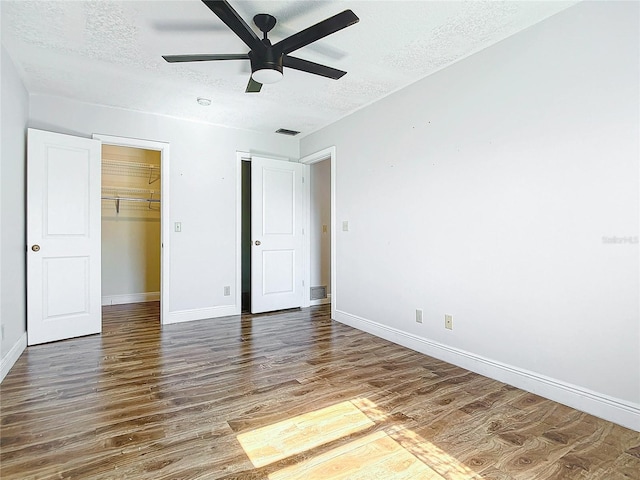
[[236, 148, 335, 316], [239, 155, 305, 314], [301, 147, 336, 314], [241, 159, 251, 312], [308, 159, 331, 305], [100, 145, 161, 312], [94, 134, 170, 325]]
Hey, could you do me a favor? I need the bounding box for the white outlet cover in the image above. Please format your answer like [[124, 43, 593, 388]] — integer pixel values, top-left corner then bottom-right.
[[445, 314, 453, 330]]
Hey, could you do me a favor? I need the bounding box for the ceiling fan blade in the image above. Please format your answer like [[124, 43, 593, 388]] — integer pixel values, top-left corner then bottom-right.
[[163, 54, 249, 63], [283, 56, 346, 80], [246, 77, 263, 93], [202, 1, 266, 55], [274, 10, 359, 55]]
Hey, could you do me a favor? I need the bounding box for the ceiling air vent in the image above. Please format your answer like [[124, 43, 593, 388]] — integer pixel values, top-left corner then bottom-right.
[[275, 128, 300, 136]]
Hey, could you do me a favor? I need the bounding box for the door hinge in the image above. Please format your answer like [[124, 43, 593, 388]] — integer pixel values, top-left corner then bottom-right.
[[302, 176, 305, 184]]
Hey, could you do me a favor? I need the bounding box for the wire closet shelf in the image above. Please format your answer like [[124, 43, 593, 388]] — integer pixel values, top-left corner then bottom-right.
[[102, 159, 160, 185]]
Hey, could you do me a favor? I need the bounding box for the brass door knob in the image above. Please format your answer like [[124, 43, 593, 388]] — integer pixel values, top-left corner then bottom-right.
[[31, 245, 40, 252]]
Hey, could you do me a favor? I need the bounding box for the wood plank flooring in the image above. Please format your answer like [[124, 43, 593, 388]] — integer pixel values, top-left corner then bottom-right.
[[1, 302, 638, 479]]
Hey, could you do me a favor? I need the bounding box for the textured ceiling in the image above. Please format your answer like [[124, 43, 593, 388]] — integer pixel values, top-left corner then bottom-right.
[[1, 0, 577, 137]]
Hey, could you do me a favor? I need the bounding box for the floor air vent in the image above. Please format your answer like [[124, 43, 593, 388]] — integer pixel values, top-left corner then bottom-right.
[[310, 286, 327, 300]]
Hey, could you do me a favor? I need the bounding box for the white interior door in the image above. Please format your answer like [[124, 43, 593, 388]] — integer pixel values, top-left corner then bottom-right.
[[27, 129, 102, 345], [251, 156, 304, 314]]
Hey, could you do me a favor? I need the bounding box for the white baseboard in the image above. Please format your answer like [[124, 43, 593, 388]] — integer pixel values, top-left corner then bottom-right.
[[1, 333, 27, 383], [102, 292, 160, 306], [164, 304, 239, 325], [334, 309, 640, 432], [310, 294, 332, 306]]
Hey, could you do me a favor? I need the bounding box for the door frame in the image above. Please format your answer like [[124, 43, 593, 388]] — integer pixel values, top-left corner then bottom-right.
[[235, 151, 304, 314], [93, 134, 170, 325], [235, 148, 336, 316], [300, 147, 336, 316], [235, 151, 250, 315]]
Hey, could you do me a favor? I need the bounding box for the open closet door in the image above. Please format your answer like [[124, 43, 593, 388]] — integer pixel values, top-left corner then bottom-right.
[[26, 129, 102, 345], [251, 156, 304, 314]]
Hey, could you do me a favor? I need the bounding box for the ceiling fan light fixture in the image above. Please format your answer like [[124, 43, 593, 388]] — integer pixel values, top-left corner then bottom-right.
[[252, 68, 283, 84]]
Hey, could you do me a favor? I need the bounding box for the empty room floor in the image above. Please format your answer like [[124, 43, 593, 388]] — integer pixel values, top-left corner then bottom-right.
[[1, 302, 638, 479]]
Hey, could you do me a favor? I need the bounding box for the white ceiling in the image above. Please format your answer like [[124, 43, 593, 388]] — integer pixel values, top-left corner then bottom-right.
[[1, 0, 577, 138]]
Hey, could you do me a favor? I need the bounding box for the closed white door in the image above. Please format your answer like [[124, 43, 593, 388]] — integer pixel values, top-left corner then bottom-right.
[[27, 129, 102, 345], [251, 156, 304, 314]]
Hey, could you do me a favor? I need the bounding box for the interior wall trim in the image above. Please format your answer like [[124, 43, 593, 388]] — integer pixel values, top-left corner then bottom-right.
[[165, 305, 237, 325], [300, 146, 336, 316], [101, 292, 160, 306], [334, 309, 640, 432], [1, 333, 27, 383], [92, 133, 170, 326], [310, 293, 332, 306]]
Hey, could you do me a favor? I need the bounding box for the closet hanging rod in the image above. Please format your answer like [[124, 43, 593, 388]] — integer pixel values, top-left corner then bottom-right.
[[101, 159, 160, 170], [101, 196, 161, 202], [102, 186, 160, 195]]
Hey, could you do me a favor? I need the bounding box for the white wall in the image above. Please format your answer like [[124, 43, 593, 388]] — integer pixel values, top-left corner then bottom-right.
[[0, 46, 29, 380], [310, 159, 331, 297], [301, 1, 639, 429], [28, 95, 299, 321]]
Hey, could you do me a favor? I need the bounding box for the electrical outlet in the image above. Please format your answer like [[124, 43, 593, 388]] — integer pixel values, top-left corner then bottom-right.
[[223, 286, 230, 296], [445, 314, 453, 330], [416, 309, 423, 323], [342, 221, 349, 232]]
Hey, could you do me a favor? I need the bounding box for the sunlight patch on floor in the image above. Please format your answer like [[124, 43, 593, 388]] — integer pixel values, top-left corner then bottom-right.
[[351, 397, 480, 478], [236, 397, 482, 479], [269, 430, 443, 480], [236, 400, 374, 468], [392, 427, 480, 479]]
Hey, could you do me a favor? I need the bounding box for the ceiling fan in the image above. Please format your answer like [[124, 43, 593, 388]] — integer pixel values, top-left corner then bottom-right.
[[162, 0, 359, 93]]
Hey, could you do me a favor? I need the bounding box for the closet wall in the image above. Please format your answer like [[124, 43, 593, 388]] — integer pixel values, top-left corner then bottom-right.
[[101, 145, 161, 305]]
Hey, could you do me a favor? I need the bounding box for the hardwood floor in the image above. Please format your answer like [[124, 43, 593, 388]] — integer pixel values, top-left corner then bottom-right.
[[1, 302, 638, 479]]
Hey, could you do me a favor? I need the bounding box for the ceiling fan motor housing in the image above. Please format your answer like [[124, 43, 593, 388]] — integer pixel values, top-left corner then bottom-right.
[[249, 48, 283, 83]]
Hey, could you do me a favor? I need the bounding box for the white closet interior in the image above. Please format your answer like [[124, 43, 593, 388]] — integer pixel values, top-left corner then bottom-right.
[[101, 145, 161, 306]]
